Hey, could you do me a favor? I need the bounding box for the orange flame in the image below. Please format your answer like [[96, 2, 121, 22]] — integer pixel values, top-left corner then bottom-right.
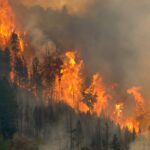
[[125, 117, 140, 133], [113, 102, 124, 121], [54, 52, 110, 115], [84, 73, 110, 116], [127, 86, 145, 114], [0, 0, 149, 134], [0, 0, 16, 48], [54, 51, 85, 111], [18, 32, 25, 53]]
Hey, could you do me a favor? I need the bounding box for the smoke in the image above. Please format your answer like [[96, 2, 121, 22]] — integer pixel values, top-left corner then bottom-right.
[[27, 27, 56, 58], [9, 0, 150, 102], [130, 133, 150, 150], [39, 118, 69, 150], [13, 0, 96, 16], [4, 0, 150, 148]]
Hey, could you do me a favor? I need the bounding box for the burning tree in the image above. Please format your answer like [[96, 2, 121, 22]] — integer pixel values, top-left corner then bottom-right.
[[0, 0, 16, 48], [82, 89, 97, 114], [0, 78, 18, 138], [111, 134, 121, 150], [9, 32, 27, 84]]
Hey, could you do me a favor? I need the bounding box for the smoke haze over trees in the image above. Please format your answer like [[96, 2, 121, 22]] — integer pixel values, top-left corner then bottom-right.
[[1, 0, 150, 150]]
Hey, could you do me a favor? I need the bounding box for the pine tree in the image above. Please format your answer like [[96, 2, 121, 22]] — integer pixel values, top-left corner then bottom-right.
[[124, 128, 132, 150], [91, 119, 103, 150], [74, 120, 82, 150], [132, 128, 136, 141], [0, 134, 11, 150], [10, 32, 28, 84], [32, 57, 41, 94], [0, 78, 18, 138], [111, 134, 120, 150], [103, 122, 109, 150]]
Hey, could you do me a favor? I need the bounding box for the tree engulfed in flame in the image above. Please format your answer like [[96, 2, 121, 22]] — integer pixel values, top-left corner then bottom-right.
[[113, 102, 124, 122], [91, 74, 109, 116], [54, 52, 109, 115], [83, 73, 110, 116], [125, 117, 140, 133], [54, 51, 85, 111], [127, 86, 145, 115], [1, 0, 150, 134], [0, 0, 25, 83], [0, 0, 15, 48]]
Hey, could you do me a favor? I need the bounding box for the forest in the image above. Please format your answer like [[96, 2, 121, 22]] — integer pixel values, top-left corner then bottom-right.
[[0, 33, 137, 150], [1, 0, 150, 149]]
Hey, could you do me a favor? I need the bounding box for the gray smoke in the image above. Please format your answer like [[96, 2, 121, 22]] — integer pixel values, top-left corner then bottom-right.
[[13, 0, 96, 16], [9, 0, 150, 102], [130, 132, 150, 150], [39, 117, 69, 150], [6, 1, 150, 149]]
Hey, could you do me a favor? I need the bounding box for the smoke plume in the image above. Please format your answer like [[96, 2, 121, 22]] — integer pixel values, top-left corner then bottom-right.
[[13, 0, 96, 16], [130, 133, 150, 150], [9, 0, 150, 110]]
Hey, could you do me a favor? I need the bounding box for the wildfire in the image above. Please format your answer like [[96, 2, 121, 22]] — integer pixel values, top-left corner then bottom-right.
[[113, 102, 124, 120], [92, 74, 109, 116], [53, 52, 110, 115], [83, 73, 109, 116], [111, 104, 140, 133], [54, 51, 84, 111], [127, 87, 150, 132], [110, 86, 150, 133], [125, 117, 140, 133], [127, 86, 145, 115], [115, 103, 124, 118], [0, 0, 26, 85], [0, 0, 150, 135], [18, 32, 25, 53], [0, 0, 16, 48]]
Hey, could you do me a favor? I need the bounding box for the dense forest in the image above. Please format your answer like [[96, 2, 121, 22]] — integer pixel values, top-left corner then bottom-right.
[[0, 34, 137, 150], [2, 0, 150, 149]]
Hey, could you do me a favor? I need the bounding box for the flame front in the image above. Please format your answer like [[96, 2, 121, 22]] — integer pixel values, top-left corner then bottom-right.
[[0, 0, 25, 83], [0, 0, 16, 48], [54, 51, 85, 111], [127, 86, 145, 116], [1, 0, 150, 135]]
